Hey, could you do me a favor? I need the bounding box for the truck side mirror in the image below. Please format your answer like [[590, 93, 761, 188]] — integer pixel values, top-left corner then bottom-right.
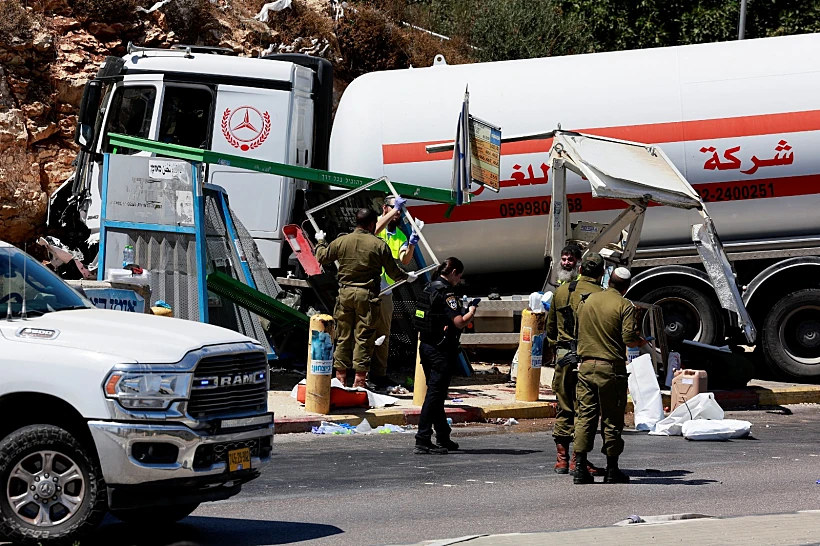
[[75, 80, 103, 150]]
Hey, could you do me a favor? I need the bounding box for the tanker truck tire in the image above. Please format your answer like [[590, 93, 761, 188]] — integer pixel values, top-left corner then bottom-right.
[[762, 289, 820, 379], [0, 425, 106, 545], [639, 286, 723, 346], [110, 502, 200, 525]]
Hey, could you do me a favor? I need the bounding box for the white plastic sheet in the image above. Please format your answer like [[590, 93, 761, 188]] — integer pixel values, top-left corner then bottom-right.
[[254, 0, 292, 22], [627, 354, 664, 431], [649, 392, 724, 436], [682, 419, 752, 441]]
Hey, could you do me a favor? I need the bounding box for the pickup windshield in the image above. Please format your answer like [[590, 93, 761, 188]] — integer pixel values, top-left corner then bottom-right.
[[0, 246, 93, 317]]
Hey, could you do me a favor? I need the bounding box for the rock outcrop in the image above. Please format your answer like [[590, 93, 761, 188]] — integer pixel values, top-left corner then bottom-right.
[[0, 0, 470, 245]]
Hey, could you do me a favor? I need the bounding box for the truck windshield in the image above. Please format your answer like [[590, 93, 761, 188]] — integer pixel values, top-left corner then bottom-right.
[[0, 247, 93, 317], [103, 86, 156, 155]]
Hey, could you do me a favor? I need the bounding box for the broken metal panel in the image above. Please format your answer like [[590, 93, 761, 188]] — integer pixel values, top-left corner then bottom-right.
[[305, 176, 439, 296], [554, 132, 704, 209], [585, 203, 645, 259], [545, 158, 571, 288], [692, 217, 757, 344]]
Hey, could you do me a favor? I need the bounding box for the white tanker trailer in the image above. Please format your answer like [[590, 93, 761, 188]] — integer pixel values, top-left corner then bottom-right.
[[54, 33, 820, 380], [330, 32, 820, 380]]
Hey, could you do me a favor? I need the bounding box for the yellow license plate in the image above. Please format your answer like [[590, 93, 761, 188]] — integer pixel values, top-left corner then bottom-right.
[[228, 447, 251, 472]]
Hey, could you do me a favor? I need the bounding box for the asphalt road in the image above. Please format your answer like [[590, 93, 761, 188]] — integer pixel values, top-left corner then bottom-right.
[[86, 405, 820, 546]]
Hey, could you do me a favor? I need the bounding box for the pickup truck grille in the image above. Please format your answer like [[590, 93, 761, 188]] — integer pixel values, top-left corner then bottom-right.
[[188, 351, 268, 419]]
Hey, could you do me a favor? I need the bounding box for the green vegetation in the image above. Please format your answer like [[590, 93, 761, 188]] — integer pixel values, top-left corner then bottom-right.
[[372, 0, 820, 62]]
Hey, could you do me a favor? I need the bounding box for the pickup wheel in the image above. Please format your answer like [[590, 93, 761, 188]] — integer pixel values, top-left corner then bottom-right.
[[639, 285, 723, 345], [110, 502, 200, 524], [762, 289, 820, 379], [0, 425, 106, 545]]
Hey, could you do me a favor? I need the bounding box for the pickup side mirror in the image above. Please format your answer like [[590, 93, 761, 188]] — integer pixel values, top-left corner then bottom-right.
[[75, 80, 103, 150]]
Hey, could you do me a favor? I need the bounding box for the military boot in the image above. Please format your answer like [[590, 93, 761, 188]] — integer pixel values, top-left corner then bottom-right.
[[437, 438, 460, 451], [352, 372, 368, 389], [553, 439, 570, 474], [603, 455, 630, 484], [573, 452, 594, 484], [570, 452, 605, 477]]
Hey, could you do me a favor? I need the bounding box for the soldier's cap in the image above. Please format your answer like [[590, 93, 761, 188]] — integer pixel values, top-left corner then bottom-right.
[[581, 252, 604, 269], [613, 266, 632, 280]]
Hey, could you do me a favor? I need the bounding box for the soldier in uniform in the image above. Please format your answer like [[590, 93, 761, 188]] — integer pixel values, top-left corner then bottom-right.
[[556, 244, 583, 284], [414, 257, 479, 454], [315, 208, 418, 388], [573, 267, 647, 484], [546, 252, 606, 477]]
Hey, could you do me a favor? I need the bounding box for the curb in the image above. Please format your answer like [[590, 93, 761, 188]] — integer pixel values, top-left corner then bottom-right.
[[274, 386, 820, 434]]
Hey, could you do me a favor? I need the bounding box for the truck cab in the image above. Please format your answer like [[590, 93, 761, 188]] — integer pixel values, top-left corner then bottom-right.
[[0, 241, 274, 544], [52, 45, 333, 272]]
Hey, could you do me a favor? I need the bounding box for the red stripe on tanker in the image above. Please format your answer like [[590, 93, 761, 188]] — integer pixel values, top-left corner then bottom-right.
[[410, 174, 814, 224]]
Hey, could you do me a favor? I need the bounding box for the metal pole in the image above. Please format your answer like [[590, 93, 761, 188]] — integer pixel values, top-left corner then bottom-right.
[[738, 0, 747, 40]]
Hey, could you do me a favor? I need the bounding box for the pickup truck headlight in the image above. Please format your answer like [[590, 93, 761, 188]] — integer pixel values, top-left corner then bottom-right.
[[104, 371, 193, 410]]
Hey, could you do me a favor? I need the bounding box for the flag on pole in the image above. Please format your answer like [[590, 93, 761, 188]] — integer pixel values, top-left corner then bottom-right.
[[451, 87, 471, 205]]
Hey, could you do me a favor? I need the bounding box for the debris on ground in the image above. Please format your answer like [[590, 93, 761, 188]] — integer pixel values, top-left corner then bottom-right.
[[385, 385, 409, 395], [488, 417, 519, 426], [310, 419, 414, 435]]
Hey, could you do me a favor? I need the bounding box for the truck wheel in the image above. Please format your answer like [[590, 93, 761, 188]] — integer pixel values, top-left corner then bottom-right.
[[110, 503, 199, 524], [762, 289, 820, 379], [0, 425, 106, 544], [639, 285, 723, 345]]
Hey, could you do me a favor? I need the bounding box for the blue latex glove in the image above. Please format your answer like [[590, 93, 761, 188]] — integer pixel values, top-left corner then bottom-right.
[[393, 196, 407, 210], [469, 298, 481, 308], [408, 232, 421, 246]]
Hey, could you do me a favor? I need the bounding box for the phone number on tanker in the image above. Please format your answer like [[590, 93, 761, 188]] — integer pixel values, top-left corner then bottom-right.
[[499, 198, 583, 218], [696, 182, 775, 202]]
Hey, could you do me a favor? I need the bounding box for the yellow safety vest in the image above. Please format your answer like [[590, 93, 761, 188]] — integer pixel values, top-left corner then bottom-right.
[[377, 219, 408, 285]]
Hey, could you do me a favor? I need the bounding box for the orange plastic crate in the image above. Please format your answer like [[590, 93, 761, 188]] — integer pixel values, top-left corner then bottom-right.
[[296, 384, 369, 408]]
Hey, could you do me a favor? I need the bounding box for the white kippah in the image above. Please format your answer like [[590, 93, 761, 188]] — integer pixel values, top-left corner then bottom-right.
[[614, 267, 631, 280]]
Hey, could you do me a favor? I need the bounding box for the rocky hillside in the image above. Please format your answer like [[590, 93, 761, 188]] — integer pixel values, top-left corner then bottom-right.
[[0, 0, 471, 245]]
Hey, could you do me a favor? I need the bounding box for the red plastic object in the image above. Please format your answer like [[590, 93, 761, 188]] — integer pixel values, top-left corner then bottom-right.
[[282, 224, 322, 276], [296, 384, 369, 408]]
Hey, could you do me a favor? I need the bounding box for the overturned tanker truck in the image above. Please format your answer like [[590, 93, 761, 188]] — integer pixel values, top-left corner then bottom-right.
[[51, 33, 820, 380]]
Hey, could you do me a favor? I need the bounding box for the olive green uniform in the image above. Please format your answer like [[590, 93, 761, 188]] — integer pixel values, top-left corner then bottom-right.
[[574, 287, 639, 457], [315, 228, 409, 373], [546, 275, 603, 441]]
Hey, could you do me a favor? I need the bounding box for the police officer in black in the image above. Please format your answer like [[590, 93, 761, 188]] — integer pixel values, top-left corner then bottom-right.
[[414, 257, 478, 454]]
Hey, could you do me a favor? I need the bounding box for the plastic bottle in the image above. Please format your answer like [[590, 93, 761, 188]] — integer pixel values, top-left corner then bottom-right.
[[122, 245, 135, 267], [446, 417, 453, 426], [627, 346, 641, 364]]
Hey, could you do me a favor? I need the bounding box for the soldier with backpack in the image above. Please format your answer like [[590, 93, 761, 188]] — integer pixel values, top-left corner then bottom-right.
[[546, 252, 606, 476]]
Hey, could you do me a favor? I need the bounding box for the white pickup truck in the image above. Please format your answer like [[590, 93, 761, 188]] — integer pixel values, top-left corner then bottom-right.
[[0, 241, 274, 544]]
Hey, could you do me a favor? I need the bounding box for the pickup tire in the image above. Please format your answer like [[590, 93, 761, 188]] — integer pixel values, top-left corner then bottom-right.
[[639, 285, 723, 346], [110, 502, 199, 524], [0, 425, 106, 545], [762, 289, 820, 379]]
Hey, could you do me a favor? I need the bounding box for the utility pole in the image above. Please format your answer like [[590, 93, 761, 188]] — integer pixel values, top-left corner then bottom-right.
[[738, 0, 747, 40]]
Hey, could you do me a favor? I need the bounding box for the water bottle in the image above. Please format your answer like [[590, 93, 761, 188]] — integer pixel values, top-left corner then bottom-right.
[[627, 346, 641, 364], [122, 245, 135, 267]]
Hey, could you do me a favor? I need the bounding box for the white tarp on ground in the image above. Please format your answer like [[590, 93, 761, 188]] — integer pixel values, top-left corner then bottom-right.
[[682, 419, 752, 441], [650, 392, 724, 436], [649, 392, 752, 439], [290, 378, 398, 408], [627, 354, 664, 431]]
